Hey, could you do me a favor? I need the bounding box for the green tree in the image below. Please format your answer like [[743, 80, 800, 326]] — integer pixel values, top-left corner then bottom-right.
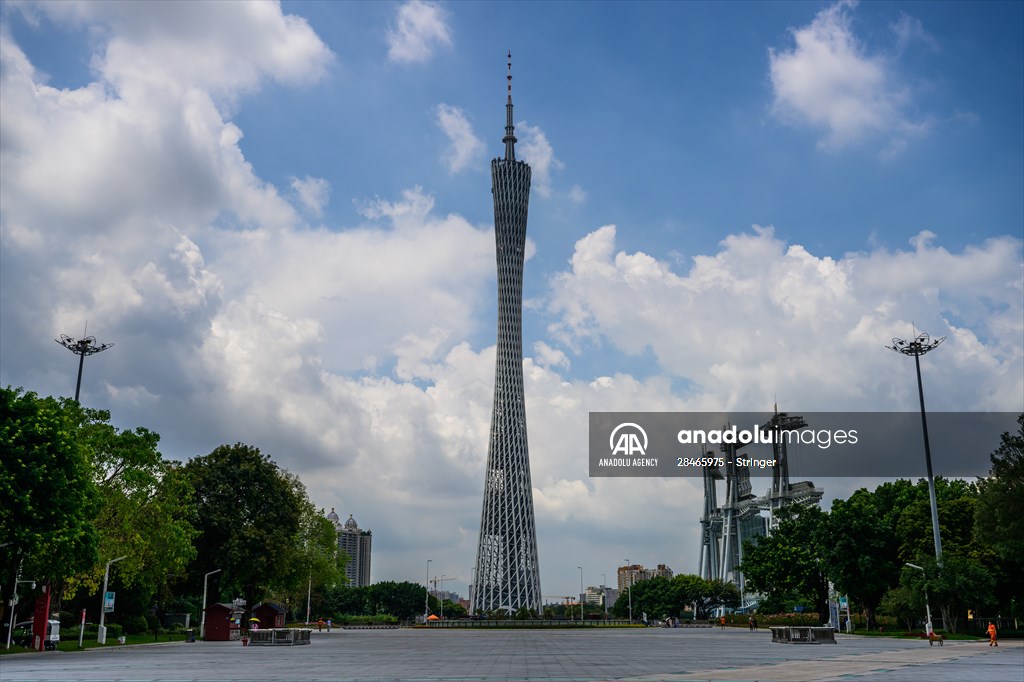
[[0, 388, 99, 621], [365, 581, 428, 621], [741, 505, 830, 623], [323, 584, 368, 617], [183, 443, 305, 612], [901, 556, 994, 634], [975, 415, 1024, 611], [878, 585, 918, 632], [614, 576, 679, 620], [65, 409, 197, 603], [442, 599, 468, 619], [822, 490, 900, 629]]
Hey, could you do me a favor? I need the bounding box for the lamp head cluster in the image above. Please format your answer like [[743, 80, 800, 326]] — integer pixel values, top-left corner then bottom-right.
[[887, 332, 945, 357], [56, 334, 114, 357]]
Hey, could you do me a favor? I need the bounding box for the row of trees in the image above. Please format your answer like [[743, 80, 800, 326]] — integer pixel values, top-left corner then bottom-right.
[[1, 388, 344, 630], [739, 415, 1023, 632], [610, 574, 740, 621]]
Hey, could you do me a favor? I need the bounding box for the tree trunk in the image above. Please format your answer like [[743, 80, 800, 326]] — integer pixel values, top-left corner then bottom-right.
[[939, 605, 959, 634]]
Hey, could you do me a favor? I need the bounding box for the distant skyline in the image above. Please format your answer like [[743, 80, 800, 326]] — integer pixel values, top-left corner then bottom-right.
[[1, 1, 1021, 600]]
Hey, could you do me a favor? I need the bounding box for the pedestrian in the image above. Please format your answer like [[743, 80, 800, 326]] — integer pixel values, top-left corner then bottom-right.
[[752, 617, 758, 632], [987, 622, 998, 647], [748, 616, 754, 631], [317, 617, 324, 632], [327, 618, 332, 632], [719, 615, 726, 629]]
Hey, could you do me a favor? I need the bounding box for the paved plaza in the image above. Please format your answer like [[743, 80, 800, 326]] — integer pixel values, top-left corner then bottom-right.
[[0, 627, 1020, 682]]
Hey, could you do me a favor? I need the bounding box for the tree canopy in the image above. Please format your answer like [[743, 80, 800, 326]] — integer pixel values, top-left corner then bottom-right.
[[1, 388, 100, 602]]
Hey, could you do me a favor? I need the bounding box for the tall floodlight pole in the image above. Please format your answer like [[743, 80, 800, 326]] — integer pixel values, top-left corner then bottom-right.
[[887, 332, 945, 561], [201, 569, 221, 640], [98, 556, 126, 643], [56, 331, 113, 402]]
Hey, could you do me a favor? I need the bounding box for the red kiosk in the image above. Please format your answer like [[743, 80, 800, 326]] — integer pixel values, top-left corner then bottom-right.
[[202, 603, 243, 641]]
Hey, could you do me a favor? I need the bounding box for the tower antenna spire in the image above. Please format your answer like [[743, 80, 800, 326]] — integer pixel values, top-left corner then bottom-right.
[[503, 50, 517, 161]]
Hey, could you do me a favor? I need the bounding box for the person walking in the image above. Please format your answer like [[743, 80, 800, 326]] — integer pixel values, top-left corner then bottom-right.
[[987, 622, 998, 646], [327, 618, 332, 632], [317, 617, 324, 632]]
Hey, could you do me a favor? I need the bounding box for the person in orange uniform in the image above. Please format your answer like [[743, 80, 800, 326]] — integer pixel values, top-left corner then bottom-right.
[[987, 622, 998, 646]]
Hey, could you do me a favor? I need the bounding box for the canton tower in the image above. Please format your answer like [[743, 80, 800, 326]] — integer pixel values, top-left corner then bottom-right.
[[470, 52, 542, 616]]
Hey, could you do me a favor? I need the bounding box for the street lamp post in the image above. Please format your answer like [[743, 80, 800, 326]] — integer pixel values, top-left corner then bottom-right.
[[5, 558, 34, 651], [601, 573, 607, 618], [888, 332, 945, 561], [200, 569, 222, 641], [424, 559, 431, 622], [578, 566, 584, 621], [98, 556, 126, 643], [625, 559, 633, 624], [305, 574, 312, 625], [906, 563, 933, 635]]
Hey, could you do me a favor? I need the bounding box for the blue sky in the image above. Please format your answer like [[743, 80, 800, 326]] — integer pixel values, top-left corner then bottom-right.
[[1, 1, 1021, 601]]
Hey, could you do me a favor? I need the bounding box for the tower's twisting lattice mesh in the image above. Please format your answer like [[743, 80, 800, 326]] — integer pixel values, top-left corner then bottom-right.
[[471, 53, 542, 616]]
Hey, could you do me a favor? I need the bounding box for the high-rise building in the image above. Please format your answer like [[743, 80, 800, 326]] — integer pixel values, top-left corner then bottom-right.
[[327, 508, 372, 587], [470, 53, 542, 616], [617, 563, 674, 592]]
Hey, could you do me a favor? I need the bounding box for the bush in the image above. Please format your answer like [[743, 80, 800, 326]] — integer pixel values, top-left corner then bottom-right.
[[102, 623, 124, 638], [58, 611, 76, 627], [123, 615, 150, 634]]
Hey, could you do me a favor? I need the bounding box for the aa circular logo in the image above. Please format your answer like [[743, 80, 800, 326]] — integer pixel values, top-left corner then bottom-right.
[[609, 422, 648, 456]]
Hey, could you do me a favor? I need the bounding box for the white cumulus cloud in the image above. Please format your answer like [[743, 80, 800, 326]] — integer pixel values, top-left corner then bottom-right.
[[290, 176, 331, 217], [435, 104, 484, 173], [768, 0, 928, 152], [517, 122, 563, 198], [386, 0, 452, 64]]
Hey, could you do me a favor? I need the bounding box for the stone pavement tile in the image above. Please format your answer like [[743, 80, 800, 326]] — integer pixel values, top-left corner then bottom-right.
[[625, 639, 1023, 682], [0, 628, 1020, 681]]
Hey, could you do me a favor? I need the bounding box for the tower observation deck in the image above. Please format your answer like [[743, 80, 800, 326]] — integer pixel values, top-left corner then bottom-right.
[[470, 53, 542, 616]]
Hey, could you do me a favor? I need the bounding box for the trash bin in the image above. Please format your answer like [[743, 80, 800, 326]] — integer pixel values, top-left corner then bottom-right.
[[185, 629, 195, 643]]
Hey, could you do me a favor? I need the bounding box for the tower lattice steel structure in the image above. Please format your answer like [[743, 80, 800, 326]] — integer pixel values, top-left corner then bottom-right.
[[471, 53, 542, 616]]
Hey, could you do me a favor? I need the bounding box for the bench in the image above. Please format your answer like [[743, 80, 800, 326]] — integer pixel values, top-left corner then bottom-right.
[[248, 629, 311, 646], [770, 626, 836, 644]]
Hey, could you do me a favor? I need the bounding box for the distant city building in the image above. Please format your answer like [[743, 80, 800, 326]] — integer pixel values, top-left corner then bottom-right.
[[327, 508, 372, 586], [617, 563, 674, 592], [435, 590, 462, 603], [583, 585, 616, 607]]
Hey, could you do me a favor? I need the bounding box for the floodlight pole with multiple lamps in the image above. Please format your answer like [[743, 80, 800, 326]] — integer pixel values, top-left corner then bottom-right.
[[56, 331, 113, 402], [887, 332, 945, 561]]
